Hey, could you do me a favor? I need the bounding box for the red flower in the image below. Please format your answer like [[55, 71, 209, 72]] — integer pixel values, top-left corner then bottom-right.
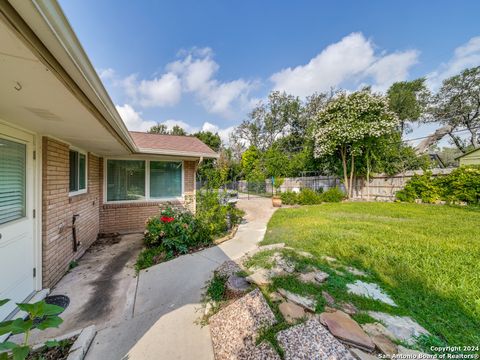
[[161, 216, 174, 223]]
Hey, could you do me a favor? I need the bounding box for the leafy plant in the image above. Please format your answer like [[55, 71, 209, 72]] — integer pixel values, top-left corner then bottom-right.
[[297, 188, 322, 205], [319, 187, 345, 202], [280, 191, 298, 205], [396, 166, 480, 204], [0, 299, 64, 360]]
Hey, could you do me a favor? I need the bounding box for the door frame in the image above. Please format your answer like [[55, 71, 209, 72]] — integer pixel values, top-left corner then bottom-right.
[[0, 119, 42, 293]]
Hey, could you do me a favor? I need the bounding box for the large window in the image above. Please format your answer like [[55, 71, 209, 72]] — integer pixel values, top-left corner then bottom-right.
[[106, 159, 183, 202], [107, 160, 146, 201], [150, 161, 182, 199], [69, 150, 87, 194], [0, 138, 26, 225]]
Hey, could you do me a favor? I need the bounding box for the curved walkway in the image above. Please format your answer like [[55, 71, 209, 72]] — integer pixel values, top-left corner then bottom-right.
[[86, 197, 276, 360]]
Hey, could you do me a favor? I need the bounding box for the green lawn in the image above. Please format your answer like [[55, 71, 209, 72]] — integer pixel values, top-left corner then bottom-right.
[[261, 202, 480, 347]]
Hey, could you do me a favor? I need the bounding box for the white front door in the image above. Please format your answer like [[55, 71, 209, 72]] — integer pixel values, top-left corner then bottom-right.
[[0, 124, 35, 320]]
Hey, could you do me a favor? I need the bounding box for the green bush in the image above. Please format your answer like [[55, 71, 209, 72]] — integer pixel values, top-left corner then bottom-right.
[[297, 188, 322, 205], [196, 190, 244, 237], [319, 187, 345, 202], [396, 166, 480, 204], [280, 191, 298, 205], [143, 206, 212, 257]]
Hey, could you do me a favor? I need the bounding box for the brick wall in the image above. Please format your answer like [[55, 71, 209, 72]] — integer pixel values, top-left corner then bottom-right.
[[99, 160, 198, 234], [41, 137, 100, 288]]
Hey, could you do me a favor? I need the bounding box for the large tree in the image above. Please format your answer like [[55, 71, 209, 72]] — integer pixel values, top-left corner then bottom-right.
[[148, 123, 187, 136], [193, 131, 222, 152], [429, 66, 480, 152], [387, 78, 429, 134], [313, 91, 399, 198]]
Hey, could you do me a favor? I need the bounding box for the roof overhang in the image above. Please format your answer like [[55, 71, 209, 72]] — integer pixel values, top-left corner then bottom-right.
[[0, 0, 136, 154], [135, 147, 220, 159]]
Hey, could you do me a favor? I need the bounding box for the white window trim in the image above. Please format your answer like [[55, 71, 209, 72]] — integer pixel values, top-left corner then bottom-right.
[[103, 158, 184, 204], [68, 147, 88, 197]]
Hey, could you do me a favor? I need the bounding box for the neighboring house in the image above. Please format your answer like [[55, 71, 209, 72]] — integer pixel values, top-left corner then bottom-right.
[[456, 148, 480, 166], [0, 0, 218, 321]]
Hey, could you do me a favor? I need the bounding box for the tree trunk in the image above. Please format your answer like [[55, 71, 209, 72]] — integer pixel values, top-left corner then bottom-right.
[[340, 147, 349, 198], [349, 153, 355, 199], [448, 132, 467, 153]]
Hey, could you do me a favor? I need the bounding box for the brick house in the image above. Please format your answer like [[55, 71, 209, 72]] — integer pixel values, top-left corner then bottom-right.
[[0, 1, 218, 321]]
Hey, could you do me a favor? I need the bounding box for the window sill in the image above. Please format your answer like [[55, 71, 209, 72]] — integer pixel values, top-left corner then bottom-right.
[[102, 198, 184, 209], [69, 189, 87, 197]]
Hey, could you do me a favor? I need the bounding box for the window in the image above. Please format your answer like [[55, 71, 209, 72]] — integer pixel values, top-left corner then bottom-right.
[[69, 150, 87, 194], [105, 159, 183, 202], [107, 160, 145, 201], [150, 161, 182, 198], [0, 138, 26, 225]]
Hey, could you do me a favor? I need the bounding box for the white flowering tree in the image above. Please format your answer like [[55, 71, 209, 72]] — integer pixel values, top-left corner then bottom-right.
[[313, 91, 399, 198]]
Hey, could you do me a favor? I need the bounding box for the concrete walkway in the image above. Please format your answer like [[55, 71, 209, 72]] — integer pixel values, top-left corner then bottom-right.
[[85, 197, 276, 360]]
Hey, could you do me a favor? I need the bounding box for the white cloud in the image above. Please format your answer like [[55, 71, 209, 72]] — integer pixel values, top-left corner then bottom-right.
[[270, 32, 419, 96], [122, 72, 182, 107], [98, 68, 115, 80], [201, 121, 235, 143], [367, 50, 419, 91], [115, 104, 156, 131], [427, 36, 480, 89]]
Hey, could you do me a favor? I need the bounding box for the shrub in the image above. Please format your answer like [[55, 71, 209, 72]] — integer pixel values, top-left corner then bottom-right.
[[319, 187, 345, 202], [396, 166, 480, 204], [280, 191, 298, 205], [297, 188, 322, 205], [196, 190, 244, 237], [143, 206, 212, 257]]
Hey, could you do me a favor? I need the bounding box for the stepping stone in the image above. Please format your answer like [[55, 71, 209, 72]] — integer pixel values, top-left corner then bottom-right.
[[269, 292, 284, 302], [210, 289, 277, 360], [320, 310, 375, 352], [279, 301, 306, 324], [362, 322, 396, 340], [246, 269, 271, 286], [277, 317, 356, 360], [215, 260, 242, 278], [278, 288, 317, 312], [237, 341, 281, 360], [371, 334, 397, 356], [322, 291, 336, 306], [346, 267, 368, 277], [398, 346, 435, 358], [368, 312, 430, 345], [276, 257, 295, 273], [226, 274, 250, 298], [347, 281, 397, 307], [322, 255, 337, 262], [315, 271, 330, 283], [350, 348, 379, 360], [340, 302, 358, 315], [298, 250, 314, 258]]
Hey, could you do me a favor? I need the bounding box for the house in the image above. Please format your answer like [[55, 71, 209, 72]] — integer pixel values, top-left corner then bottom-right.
[[0, 0, 218, 321], [456, 147, 480, 166]]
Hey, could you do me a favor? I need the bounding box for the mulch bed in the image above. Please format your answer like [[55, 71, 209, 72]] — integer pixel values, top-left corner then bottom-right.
[[26, 337, 77, 360]]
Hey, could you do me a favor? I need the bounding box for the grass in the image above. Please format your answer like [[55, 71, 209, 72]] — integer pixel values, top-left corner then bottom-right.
[[261, 202, 480, 348]]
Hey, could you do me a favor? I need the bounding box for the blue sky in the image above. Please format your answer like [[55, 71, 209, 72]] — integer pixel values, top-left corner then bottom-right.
[[60, 0, 480, 143]]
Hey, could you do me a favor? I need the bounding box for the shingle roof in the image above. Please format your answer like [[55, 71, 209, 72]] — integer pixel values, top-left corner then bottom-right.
[[130, 131, 218, 158]]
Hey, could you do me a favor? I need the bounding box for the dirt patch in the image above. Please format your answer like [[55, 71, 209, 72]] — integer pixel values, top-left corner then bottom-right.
[[88, 233, 122, 251], [27, 337, 77, 360]]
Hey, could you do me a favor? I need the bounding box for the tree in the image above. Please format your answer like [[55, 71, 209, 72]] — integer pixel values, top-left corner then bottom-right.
[[387, 78, 429, 134], [241, 146, 264, 181], [313, 91, 399, 198], [234, 91, 302, 151], [148, 123, 169, 134], [428, 66, 480, 152], [148, 123, 187, 136], [193, 131, 222, 152], [170, 125, 187, 136]]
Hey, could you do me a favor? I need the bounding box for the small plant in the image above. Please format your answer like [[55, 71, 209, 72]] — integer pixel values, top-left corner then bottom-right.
[[0, 299, 64, 360], [280, 191, 298, 205], [272, 177, 284, 196], [319, 187, 345, 202], [68, 260, 78, 270], [297, 188, 322, 205], [205, 274, 227, 302]]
